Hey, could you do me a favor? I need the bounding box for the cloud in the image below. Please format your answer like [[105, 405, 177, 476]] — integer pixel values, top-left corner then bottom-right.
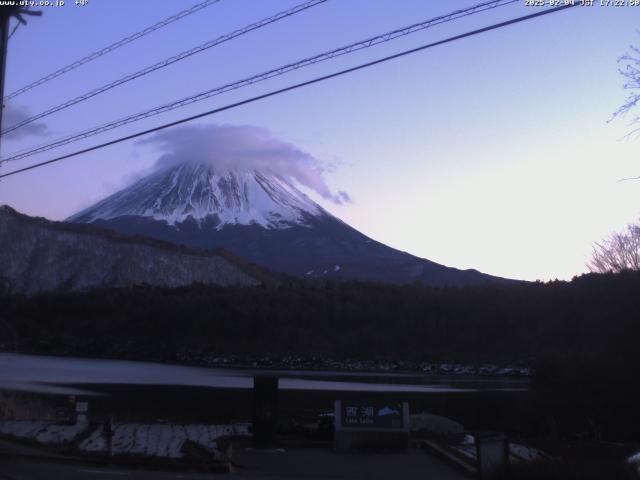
[[140, 124, 351, 205], [2, 104, 50, 140]]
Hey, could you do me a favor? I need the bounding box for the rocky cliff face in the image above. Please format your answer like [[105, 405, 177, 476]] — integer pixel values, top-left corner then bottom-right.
[[0, 205, 261, 295]]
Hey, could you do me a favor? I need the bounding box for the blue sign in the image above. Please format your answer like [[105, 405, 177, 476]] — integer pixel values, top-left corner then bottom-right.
[[340, 401, 405, 429]]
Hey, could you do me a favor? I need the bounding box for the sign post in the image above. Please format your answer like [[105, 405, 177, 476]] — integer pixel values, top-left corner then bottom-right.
[[476, 433, 509, 479], [76, 400, 88, 424], [102, 415, 114, 457], [334, 400, 409, 452], [252, 376, 279, 449]]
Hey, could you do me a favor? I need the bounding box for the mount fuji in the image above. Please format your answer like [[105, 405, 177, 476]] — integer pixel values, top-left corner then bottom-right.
[[68, 162, 503, 285]]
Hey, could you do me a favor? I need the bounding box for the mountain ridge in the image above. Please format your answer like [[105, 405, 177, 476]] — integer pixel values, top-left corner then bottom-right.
[[0, 205, 276, 294], [67, 163, 511, 286]]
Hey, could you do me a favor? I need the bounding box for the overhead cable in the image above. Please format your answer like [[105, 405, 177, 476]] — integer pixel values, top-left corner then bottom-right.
[[1, 0, 328, 135], [3, 0, 224, 102], [0, 0, 518, 162], [0, 4, 577, 180]]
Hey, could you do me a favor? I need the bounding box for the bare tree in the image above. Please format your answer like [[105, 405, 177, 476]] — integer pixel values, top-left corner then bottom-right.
[[588, 222, 640, 273], [611, 43, 640, 131], [610, 41, 640, 183]]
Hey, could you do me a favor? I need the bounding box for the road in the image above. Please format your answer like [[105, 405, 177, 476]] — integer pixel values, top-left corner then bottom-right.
[[0, 448, 467, 480], [0, 458, 216, 479]]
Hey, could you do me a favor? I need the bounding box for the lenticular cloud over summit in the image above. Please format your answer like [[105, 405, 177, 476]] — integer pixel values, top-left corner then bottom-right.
[[141, 124, 350, 205], [68, 123, 501, 285]]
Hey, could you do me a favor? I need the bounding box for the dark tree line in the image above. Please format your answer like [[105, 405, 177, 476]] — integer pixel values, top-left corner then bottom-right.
[[1, 271, 640, 438], [0, 271, 639, 371]]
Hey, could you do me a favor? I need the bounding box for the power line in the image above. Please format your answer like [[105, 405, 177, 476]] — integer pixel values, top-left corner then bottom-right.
[[1, 0, 328, 137], [0, 0, 518, 163], [0, 4, 577, 181], [3, 0, 223, 102]]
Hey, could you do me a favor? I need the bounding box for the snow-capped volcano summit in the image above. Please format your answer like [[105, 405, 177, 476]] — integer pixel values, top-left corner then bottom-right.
[[68, 162, 506, 285], [69, 163, 324, 229]]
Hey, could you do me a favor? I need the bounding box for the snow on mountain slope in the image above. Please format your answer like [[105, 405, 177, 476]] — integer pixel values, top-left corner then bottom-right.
[[68, 163, 324, 229], [0, 205, 262, 295], [67, 161, 510, 285]]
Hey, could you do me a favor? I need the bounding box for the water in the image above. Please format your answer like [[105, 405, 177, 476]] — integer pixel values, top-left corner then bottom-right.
[[0, 353, 527, 396]]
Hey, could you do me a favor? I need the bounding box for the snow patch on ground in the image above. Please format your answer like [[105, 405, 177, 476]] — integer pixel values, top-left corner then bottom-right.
[[79, 423, 250, 459], [509, 443, 548, 462], [0, 419, 89, 444], [451, 439, 547, 464], [0, 419, 250, 460], [628, 451, 640, 464]]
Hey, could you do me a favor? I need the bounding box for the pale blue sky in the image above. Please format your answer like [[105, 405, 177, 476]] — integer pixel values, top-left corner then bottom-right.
[[1, 0, 639, 281]]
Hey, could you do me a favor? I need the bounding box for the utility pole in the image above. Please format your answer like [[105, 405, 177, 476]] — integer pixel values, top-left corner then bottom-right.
[[0, 6, 18, 140], [0, 6, 41, 152]]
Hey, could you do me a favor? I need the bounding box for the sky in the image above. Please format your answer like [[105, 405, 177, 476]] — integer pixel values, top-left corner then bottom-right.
[[0, 0, 639, 282]]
